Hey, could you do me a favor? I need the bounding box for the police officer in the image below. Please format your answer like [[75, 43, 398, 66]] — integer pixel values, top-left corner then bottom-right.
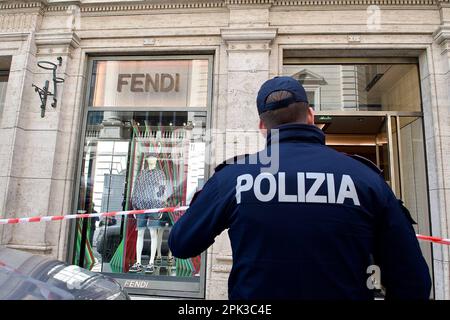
[[168, 76, 431, 300]]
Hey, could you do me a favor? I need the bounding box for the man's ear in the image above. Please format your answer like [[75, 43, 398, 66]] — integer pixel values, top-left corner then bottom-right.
[[259, 119, 266, 130], [259, 119, 268, 137], [306, 107, 315, 125]]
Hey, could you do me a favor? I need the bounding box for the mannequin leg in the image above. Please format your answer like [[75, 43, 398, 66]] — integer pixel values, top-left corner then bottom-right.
[[165, 226, 174, 265], [136, 228, 146, 264], [165, 227, 173, 258], [156, 228, 164, 258], [149, 227, 158, 265]]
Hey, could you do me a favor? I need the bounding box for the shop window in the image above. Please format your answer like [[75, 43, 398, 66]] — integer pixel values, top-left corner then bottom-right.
[[73, 57, 211, 298]]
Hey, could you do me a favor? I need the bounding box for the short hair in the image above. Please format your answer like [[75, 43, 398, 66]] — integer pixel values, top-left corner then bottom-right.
[[259, 90, 310, 130]]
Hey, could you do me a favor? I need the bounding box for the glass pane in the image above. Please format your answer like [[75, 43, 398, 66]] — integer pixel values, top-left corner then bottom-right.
[[390, 116, 401, 198], [283, 64, 421, 112], [0, 74, 8, 116], [398, 116, 432, 278], [74, 110, 207, 289], [89, 60, 209, 108], [377, 118, 391, 184]]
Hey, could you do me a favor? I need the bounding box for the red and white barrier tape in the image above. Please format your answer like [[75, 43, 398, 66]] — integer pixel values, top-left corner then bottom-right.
[[416, 234, 450, 246], [0, 206, 449, 246], [0, 206, 189, 225]]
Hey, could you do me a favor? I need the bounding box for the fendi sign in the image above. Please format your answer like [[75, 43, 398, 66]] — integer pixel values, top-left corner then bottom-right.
[[91, 59, 209, 108], [117, 73, 181, 93]]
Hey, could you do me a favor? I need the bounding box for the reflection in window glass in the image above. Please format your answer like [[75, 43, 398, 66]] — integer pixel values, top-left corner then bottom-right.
[[0, 73, 8, 115], [283, 64, 421, 112], [75, 111, 207, 286], [397, 117, 432, 270]]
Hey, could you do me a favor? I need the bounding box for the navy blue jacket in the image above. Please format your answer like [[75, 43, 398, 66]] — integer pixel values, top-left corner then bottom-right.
[[168, 123, 431, 300]]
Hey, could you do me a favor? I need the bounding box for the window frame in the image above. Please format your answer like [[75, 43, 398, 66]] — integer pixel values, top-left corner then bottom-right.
[[69, 54, 214, 299], [303, 85, 321, 110]]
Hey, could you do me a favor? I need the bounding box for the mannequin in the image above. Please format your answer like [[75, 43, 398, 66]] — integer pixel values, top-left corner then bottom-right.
[[129, 156, 172, 273]]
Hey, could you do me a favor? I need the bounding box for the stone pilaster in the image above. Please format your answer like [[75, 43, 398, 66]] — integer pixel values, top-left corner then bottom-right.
[[33, 30, 82, 261], [220, 27, 277, 158], [206, 24, 277, 299], [0, 2, 82, 258], [426, 4, 450, 299], [0, 3, 46, 253]]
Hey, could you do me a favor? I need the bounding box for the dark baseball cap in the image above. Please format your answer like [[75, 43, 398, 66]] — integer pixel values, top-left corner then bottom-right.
[[256, 76, 309, 115]]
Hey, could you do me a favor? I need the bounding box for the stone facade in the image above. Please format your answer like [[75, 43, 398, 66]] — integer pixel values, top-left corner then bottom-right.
[[0, 0, 449, 299]]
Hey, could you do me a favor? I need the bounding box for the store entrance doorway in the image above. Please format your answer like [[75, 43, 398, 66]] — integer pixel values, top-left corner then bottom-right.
[[315, 113, 432, 271], [316, 114, 427, 200], [315, 115, 390, 185]]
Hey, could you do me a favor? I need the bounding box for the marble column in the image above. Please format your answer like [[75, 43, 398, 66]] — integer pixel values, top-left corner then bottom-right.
[[205, 24, 277, 299], [0, 3, 82, 259], [425, 5, 450, 299]]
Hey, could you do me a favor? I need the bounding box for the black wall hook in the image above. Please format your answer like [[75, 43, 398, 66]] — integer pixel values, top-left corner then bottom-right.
[[32, 57, 65, 118]]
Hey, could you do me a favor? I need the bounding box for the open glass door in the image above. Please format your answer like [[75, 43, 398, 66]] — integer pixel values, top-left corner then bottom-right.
[[388, 116, 432, 258]]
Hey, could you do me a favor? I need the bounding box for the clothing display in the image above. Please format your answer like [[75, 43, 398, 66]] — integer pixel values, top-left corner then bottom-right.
[[131, 168, 173, 228], [76, 110, 207, 283]]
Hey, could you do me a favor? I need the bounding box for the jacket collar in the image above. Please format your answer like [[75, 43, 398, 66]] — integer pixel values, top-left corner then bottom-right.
[[266, 123, 326, 146]]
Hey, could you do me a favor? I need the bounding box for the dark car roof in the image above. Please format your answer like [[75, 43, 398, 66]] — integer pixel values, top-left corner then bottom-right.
[[0, 248, 129, 300]]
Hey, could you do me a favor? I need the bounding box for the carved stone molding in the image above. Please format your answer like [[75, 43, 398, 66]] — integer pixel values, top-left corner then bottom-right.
[[432, 25, 450, 56], [212, 264, 233, 273], [6, 243, 53, 255], [221, 27, 277, 51], [433, 25, 450, 43], [46, 5, 73, 12], [0, 1, 46, 11], [35, 31, 80, 56], [1, 0, 449, 14], [74, 0, 447, 13], [0, 1, 45, 33], [222, 27, 277, 41], [216, 255, 233, 261], [81, 2, 224, 13], [0, 32, 29, 43], [212, 253, 232, 274], [275, 0, 437, 5], [0, 13, 40, 33]]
